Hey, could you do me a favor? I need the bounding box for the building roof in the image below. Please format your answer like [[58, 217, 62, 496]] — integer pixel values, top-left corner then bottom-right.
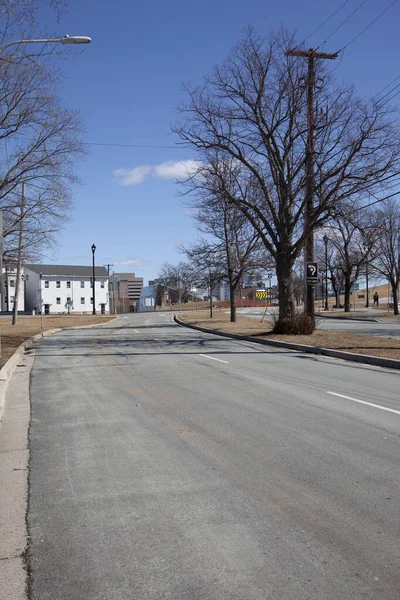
[[25, 264, 109, 278]]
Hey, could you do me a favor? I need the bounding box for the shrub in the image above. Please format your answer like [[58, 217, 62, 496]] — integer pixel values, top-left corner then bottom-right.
[[272, 312, 316, 335]]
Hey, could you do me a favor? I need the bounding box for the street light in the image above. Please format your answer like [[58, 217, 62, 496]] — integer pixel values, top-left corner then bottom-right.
[[323, 235, 329, 311], [91, 244, 96, 315], [0, 34, 91, 54]]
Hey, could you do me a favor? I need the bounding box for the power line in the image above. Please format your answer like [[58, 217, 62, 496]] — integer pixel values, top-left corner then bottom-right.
[[378, 81, 400, 102], [343, 190, 400, 216], [383, 88, 400, 104], [327, 48, 345, 74], [301, 1, 350, 46], [320, 0, 369, 47], [375, 74, 400, 98], [342, 0, 398, 50]]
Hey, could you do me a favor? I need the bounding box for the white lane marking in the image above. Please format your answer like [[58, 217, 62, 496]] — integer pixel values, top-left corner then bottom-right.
[[199, 354, 229, 364], [327, 391, 400, 416], [133, 329, 139, 333]]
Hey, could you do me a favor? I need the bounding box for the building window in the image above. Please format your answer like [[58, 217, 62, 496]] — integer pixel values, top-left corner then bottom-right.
[[80, 281, 85, 288], [45, 281, 49, 288], [56, 281, 60, 288], [67, 297, 71, 304], [90, 279, 93, 288], [81, 297, 85, 304], [66, 281, 71, 288], [90, 297, 93, 304], [101, 281, 105, 288], [9, 279, 15, 287], [10, 296, 15, 303], [56, 297, 61, 304]]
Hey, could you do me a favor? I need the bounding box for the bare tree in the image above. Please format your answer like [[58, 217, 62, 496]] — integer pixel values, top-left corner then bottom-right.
[[372, 200, 400, 315], [183, 189, 269, 321], [0, 0, 69, 49], [2, 181, 72, 261], [158, 262, 193, 304], [174, 28, 400, 327], [0, 57, 84, 199], [321, 207, 378, 312]]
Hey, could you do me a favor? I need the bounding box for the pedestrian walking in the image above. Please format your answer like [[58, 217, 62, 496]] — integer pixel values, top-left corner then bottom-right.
[[373, 292, 379, 307]]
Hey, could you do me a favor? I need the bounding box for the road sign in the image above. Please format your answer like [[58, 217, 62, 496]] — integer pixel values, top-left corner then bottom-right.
[[255, 290, 268, 299], [306, 262, 318, 285]]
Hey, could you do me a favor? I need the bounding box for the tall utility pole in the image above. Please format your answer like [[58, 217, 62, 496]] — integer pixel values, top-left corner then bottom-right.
[[12, 182, 26, 325], [285, 48, 338, 321]]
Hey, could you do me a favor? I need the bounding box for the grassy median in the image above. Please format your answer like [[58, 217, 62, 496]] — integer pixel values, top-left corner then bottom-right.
[[0, 315, 115, 368], [178, 311, 400, 361]]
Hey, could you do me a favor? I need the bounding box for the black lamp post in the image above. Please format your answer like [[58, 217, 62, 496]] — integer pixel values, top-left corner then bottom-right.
[[323, 235, 329, 311], [91, 243, 96, 315]]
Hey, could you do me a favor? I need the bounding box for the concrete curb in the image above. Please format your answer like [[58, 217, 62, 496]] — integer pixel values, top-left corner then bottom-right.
[[174, 315, 400, 371]]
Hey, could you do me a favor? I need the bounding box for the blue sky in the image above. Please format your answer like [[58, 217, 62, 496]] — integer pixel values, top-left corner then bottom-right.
[[41, 0, 400, 283]]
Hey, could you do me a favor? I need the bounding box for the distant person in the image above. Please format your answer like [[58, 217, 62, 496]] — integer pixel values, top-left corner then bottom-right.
[[373, 292, 379, 307]]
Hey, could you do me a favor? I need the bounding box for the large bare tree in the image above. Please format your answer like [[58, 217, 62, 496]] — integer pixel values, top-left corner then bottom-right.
[[0, 1, 87, 322], [182, 190, 269, 322], [174, 28, 400, 326]]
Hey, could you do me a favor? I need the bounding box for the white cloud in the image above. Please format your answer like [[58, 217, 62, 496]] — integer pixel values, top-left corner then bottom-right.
[[113, 166, 151, 186], [113, 160, 203, 186], [153, 160, 203, 180], [116, 258, 139, 266]]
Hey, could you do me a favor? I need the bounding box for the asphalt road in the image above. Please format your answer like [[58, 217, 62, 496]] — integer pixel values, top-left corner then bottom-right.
[[240, 308, 400, 339], [28, 313, 400, 599]]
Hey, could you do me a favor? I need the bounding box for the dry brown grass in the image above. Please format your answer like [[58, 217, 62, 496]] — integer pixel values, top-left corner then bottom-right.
[[179, 312, 400, 361], [0, 315, 114, 368]]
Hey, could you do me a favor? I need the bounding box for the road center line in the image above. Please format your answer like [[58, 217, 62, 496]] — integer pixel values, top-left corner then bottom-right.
[[199, 354, 229, 364], [327, 391, 400, 415]]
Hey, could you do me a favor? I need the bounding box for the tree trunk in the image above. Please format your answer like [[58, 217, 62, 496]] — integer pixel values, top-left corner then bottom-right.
[[344, 277, 352, 312], [330, 280, 339, 308], [275, 255, 295, 321], [391, 280, 399, 316], [229, 280, 237, 323]]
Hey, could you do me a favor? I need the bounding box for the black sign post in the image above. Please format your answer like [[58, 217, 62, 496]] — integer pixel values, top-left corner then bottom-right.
[[306, 262, 318, 286]]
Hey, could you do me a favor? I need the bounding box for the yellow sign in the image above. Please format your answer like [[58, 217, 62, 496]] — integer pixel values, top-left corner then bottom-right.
[[255, 290, 268, 299]]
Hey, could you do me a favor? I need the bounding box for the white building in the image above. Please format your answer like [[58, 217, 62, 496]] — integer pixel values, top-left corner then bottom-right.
[[139, 283, 157, 312], [1, 264, 27, 312], [24, 264, 110, 314]]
